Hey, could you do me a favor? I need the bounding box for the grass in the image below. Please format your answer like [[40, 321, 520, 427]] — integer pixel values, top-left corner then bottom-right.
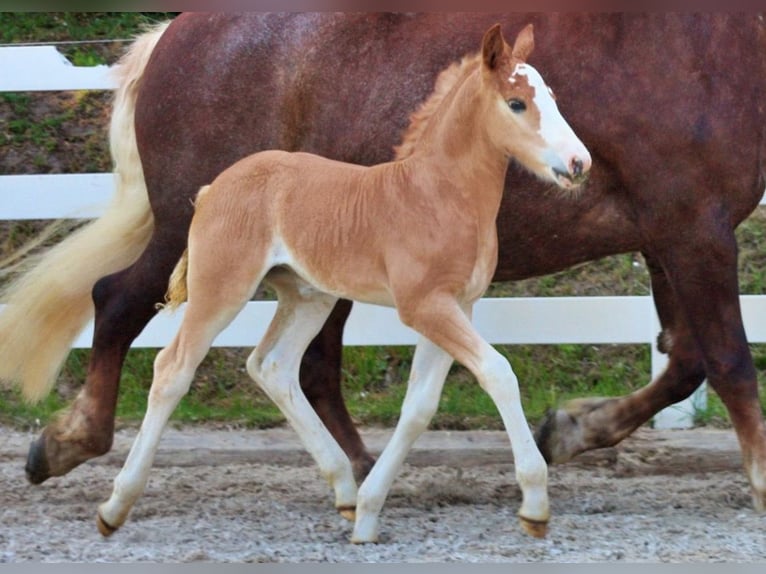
[[1, 13, 765, 432]]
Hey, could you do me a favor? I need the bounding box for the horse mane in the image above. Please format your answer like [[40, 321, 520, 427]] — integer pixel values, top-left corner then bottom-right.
[[393, 52, 481, 160]]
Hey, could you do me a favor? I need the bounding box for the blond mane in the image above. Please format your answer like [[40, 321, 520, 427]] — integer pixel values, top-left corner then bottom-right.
[[393, 52, 481, 160]]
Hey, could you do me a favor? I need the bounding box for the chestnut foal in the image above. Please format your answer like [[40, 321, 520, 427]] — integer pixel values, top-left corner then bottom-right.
[[96, 24, 590, 544]]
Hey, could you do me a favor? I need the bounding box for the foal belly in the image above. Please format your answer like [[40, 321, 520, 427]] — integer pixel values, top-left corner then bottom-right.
[[280, 248, 397, 308]]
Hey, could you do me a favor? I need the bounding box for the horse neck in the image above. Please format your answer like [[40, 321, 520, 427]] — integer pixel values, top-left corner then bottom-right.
[[405, 69, 509, 215]]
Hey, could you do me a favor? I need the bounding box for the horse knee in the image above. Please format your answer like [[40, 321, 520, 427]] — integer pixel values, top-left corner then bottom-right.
[[247, 353, 291, 402], [706, 350, 756, 382], [478, 351, 519, 402], [400, 399, 438, 433], [661, 355, 707, 403], [150, 352, 196, 406], [246, 351, 266, 385]]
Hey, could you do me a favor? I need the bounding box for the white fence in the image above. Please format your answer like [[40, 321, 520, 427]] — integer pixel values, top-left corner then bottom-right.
[[3, 45, 766, 428]]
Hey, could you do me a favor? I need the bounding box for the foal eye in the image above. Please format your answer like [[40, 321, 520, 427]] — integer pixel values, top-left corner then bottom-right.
[[508, 99, 527, 113]]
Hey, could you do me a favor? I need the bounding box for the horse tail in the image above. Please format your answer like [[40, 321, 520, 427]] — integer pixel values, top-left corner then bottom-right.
[[0, 21, 171, 402], [163, 248, 190, 312], [161, 184, 212, 312]]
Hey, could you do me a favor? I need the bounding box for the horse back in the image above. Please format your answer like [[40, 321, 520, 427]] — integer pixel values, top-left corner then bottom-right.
[[136, 13, 766, 279]]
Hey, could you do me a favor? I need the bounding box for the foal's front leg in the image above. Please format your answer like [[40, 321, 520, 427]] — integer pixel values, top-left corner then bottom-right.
[[403, 296, 549, 537], [352, 335, 454, 543]]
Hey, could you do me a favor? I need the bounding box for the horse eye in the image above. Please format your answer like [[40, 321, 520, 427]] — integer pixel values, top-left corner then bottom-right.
[[508, 99, 527, 113]]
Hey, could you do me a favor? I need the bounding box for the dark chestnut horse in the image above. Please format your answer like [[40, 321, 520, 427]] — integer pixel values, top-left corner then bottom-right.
[[2, 13, 765, 512]]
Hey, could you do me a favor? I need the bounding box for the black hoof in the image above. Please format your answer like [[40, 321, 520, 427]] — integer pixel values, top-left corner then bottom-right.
[[25, 436, 51, 485]]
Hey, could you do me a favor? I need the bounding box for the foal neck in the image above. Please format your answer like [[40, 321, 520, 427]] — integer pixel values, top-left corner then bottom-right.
[[407, 67, 508, 181]]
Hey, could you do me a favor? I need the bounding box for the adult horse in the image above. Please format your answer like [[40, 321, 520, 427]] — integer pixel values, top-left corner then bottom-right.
[[2, 13, 765, 512]]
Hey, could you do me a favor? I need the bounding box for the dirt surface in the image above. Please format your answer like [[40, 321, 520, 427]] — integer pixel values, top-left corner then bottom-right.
[[1, 425, 765, 563]]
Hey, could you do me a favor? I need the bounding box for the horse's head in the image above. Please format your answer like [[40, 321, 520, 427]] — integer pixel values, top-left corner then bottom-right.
[[481, 24, 591, 189]]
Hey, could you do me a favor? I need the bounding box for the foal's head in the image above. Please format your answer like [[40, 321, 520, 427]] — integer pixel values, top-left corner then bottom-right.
[[480, 24, 591, 189]]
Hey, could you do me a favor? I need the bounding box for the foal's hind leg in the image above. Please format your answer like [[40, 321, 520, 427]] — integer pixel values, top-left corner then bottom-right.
[[97, 295, 246, 535], [26, 226, 190, 485], [97, 233, 263, 534], [246, 276, 357, 516]]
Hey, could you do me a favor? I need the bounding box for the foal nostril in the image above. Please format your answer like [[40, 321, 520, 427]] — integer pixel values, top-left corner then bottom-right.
[[571, 158, 584, 178]]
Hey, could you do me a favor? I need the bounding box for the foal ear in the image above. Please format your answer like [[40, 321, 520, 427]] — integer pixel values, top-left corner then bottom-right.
[[482, 24, 506, 70], [512, 24, 535, 61]]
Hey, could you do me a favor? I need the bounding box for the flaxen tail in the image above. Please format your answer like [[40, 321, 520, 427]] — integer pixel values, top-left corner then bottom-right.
[[0, 21, 171, 402], [164, 248, 189, 312], [161, 184, 212, 312]]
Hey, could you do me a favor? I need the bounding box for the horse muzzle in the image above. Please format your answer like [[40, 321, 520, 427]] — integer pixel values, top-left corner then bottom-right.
[[553, 155, 591, 189]]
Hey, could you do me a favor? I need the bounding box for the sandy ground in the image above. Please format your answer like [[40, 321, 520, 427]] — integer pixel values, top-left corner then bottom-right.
[[1, 425, 765, 563]]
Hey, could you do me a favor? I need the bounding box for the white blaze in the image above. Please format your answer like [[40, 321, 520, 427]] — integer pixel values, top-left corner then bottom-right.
[[510, 62, 590, 180], [511, 63, 571, 146]]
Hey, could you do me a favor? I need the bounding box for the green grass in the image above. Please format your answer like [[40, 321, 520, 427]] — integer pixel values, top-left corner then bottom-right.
[[0, 12, 176, 63], [2, 93, 74, 150], [1, 13, 765, 432]]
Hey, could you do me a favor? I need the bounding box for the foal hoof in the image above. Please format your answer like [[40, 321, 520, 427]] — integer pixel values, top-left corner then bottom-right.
[[96, 513, 119, 538], [337, 505, 356, 522], [519, 515, 549, 539]]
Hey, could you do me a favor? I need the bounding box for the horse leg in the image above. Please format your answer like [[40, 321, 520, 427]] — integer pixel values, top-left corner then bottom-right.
[[538, 226, 766, 510], [25, 228, 188, 484], [654, 234, 766, 510], [97, 289, 246, 535], [246, 278, 357, 517], [299, 299, 376, 483], [351, 335, 453, 543], [354, 295, 548, 543], [536, 252, 707, 462]]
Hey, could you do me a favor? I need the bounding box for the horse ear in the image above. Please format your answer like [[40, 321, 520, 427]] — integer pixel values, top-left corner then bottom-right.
[[512, 24, 535, 61], [482, 24, 506, 70]]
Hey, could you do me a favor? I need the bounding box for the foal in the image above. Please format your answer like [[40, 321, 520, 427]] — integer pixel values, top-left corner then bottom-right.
[[96, 24, 590, 544]]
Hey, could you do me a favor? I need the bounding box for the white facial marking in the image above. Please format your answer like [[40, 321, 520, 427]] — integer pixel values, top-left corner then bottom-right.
[[511, 63, 565, 146], [510, 62, 591, 184]]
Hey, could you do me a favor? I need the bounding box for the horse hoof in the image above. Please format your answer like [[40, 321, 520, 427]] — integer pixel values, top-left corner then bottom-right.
[[519, 515, 549, 538], [25, 437, 51, 485], [337, 505, 356, 521], [96, 513, 118, 537]]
